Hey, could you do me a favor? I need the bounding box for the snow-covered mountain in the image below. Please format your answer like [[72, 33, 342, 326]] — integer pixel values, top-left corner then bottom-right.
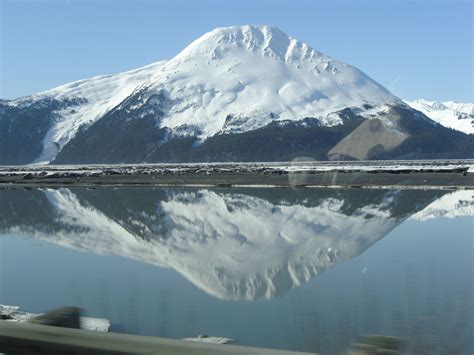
[[405, 99, 474, 134], [8, 61, 166, 164], [0, 187, 445, 300], [1, 25, 473, 164], [137, 25, 400, 139]]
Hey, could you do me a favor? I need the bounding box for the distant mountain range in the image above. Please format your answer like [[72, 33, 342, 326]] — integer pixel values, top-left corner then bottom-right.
[[3, 187, 470, 300], [404, 99, 474, 134], [1, 25, 473, 164]]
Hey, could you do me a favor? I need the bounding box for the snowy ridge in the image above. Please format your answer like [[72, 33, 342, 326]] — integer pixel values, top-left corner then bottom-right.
[[138, 25, 400, 139], [4, 188, 409, 300], [443, 101, 474, 115], [7, 61, 166, 163], [405, 99, 474, 134], [411, 190, 474, 221]]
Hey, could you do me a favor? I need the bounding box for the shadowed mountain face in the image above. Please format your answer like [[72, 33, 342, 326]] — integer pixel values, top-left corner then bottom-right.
[[0, 187, 451, 300]]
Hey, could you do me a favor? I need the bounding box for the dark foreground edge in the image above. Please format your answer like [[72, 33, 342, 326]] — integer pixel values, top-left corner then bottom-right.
[[0, 321, 316, 355]]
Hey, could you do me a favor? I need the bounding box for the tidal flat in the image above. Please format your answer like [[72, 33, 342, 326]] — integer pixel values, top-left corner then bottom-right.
[[0, 160, 473, 188]]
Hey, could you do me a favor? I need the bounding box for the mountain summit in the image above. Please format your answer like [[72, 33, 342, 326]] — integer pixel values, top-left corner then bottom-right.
[[1, 25, 473, 164], [139, 25, 400, 139]]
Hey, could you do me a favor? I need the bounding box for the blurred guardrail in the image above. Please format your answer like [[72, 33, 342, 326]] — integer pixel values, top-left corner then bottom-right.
[[0, 320, 317, 355], [0, 307, 405, 354]]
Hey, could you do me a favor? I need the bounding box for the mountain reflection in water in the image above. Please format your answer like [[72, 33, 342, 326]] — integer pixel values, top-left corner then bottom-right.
[[0, 187, 460, 300], [0, 187, 473, 354]]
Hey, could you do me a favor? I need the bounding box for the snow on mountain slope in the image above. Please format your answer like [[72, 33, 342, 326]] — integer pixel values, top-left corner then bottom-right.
[[8, 61, 166, 163], [411, 190, 474, 221], [443, 101, 474, 115], [405, 99, 474, 134], [137, 25, 401, 139]]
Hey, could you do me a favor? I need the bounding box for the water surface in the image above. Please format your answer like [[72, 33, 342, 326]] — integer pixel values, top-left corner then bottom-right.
[[0, 187, 472, 353]]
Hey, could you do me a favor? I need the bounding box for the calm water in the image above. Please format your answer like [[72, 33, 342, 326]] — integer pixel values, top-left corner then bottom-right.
[[0, 187, 472, 354]]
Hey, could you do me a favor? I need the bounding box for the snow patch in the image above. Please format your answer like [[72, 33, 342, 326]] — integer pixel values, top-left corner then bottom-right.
[[183, 335, 234, 344]]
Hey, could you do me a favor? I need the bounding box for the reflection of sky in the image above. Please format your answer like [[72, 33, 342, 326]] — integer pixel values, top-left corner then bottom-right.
[[0, 215, 472, 353]]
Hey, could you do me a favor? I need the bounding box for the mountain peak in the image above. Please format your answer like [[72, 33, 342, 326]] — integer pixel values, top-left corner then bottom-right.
[[208, 24, 286, 37], [171, 25, 323, 65], [140, 25, 399, 138]]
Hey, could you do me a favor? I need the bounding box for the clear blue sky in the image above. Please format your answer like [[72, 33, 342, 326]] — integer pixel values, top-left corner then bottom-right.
[[0, 0, 472, 102]]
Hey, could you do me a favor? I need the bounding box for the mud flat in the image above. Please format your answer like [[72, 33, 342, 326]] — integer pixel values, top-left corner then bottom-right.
[[0, 160, 472, 189]]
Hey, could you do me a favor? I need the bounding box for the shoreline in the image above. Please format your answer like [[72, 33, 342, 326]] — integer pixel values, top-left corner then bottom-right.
[[0, 161, 473, 189], [0, 171, 473, 189]]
